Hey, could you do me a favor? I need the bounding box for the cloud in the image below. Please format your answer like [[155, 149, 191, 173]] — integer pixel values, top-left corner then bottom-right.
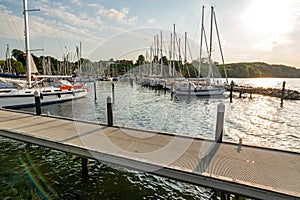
[[70, 0, 82, 7], [96, 6, 137, 25], [148, 18, 155, 25], [252, 35, 293, 52]]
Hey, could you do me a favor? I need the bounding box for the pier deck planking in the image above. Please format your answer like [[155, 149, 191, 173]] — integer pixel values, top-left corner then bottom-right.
[[0, 109, 299, 199]]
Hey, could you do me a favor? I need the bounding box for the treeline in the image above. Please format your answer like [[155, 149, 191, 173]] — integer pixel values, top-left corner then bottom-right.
[[217, 62, 300, 78], [0, 49, 81, 75], [1, 49, 300, 78]]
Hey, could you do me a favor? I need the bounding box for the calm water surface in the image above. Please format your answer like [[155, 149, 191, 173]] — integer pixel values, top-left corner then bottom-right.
[[0, 78, 299, 199]]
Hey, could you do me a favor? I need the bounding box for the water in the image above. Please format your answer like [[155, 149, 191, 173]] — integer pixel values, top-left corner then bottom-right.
[[0, 78, 299, 199]]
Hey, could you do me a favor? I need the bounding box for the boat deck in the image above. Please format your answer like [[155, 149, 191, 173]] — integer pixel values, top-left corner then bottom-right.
[[0, 109, 299, 199]]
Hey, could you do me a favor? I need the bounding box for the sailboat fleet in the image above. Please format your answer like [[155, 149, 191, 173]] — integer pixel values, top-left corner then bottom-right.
[[0, 0, 88, 108], [135, 6, 228, 97], [174, 6, 227, 96]]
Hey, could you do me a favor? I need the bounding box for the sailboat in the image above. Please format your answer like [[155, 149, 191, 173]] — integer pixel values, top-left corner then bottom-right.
[[174, 6, 226, 97], [0, 0, 88, 108]]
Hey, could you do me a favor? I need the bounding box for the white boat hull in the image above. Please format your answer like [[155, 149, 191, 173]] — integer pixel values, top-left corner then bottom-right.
[[174, 81, 225, 96], [0, 88, 88, 108]]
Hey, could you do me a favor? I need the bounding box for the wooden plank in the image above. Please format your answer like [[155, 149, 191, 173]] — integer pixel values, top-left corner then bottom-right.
[[0, 109, 299, 199]]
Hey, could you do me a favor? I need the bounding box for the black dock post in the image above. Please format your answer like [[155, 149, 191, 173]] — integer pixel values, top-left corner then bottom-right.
[[215, 102, 225, 143], [107, 96, 113, 127], [188, 81, 191, 101], [81, 157, 89, 177], [112, 82, 115, 104], [281, 81, 286, 107], [94, 80, 97, 102], [34, 90, 41, 115], [130, 78, 134, 87], [229, 81, 234, 103]]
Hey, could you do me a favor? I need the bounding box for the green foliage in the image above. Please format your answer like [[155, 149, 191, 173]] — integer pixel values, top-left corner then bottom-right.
[[159, 56, 169, 66], [11, 59, 26, 74], [218, 62, 300, 78], [6, 49, 300, 78], [135, 55, 145, 66], [12, 49, 26, 67]]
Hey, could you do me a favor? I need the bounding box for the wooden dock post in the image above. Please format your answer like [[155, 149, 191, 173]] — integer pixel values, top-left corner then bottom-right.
[[239, 90, 242, 98], [94, 80, 97, 102], [230, 81, 234, 103], [34, 90, 41, 115], [281, 81, 286, 107], [215, 102, 225, 143], [107, 95, 113, 127]]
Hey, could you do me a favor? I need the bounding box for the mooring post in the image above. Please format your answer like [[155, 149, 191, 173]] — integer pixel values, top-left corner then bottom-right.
[[94, 80, 97, 102], [188, 81, 191, 100], [171, 82, 175, 97], [34, 90, 41, 115], [81, 157, 89, 177], [112, 82, 115, 104], [107, 95, 113, 127], [281, 81, 286, 107], [215, 102, 225, 143], [130, 78, 134, 87], [230, 81, 234, 103]]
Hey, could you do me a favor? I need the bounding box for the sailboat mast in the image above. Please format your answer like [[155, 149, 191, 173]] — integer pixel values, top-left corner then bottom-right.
[[23, 0, 31, 88], [172, 24, 176, 77], [160, 31, 163, 76], [209, 6, 213, 62], [207, 6, 214, 84], [213, 10, 228, 84], [198, 5, 205, 79]]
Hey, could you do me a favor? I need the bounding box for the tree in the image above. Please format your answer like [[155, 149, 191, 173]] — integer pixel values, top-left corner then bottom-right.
[[159, 56, 168, 66], [135, 54, 145, 66], [11, 49, 25, 67], [11, 58, 25, 74]]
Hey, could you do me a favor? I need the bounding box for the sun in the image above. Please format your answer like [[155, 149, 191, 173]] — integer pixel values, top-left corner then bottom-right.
[[241, 0, 298, 36]]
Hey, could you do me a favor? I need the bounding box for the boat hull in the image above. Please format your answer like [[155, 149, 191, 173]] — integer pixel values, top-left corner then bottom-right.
[[0, 88, 88, 108]]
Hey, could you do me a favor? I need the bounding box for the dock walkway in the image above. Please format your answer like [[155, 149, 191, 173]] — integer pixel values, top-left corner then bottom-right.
[[0, 109, 299, 199]]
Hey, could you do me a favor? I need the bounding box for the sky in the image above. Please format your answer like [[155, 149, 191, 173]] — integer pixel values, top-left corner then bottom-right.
[[1, 0, 300, 68]]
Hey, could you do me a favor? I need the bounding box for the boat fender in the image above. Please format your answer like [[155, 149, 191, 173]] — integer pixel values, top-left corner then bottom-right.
[[40, 93, 43, 100], [58, 93, 61, 98], [72, 91, 75, 96]]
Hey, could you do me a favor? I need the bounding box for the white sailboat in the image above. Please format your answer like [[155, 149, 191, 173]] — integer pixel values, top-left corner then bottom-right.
[[174, 6, 226, 97], [0, 0, 88, 108]]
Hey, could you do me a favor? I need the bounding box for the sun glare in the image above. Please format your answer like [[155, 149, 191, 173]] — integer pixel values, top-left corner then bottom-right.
[[241, 0, 298, 35]]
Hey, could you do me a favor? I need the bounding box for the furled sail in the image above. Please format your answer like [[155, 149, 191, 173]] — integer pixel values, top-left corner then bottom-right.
[[30, 53, 39, 74]]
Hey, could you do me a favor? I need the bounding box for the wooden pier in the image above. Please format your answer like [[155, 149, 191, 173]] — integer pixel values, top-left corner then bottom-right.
[[226, 82, 300, 100], [0, 108, 300, 199]]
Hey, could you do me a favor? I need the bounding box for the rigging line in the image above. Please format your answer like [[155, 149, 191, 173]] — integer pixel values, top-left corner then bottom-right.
[[213, 10, 228, 83], [2, 2, 24, 49], [186, 38, 196, 78], [192, 8, 202, 42], [46, 0, 65, 56], [187, 37, 193, 62], [203, 26, 209, 58]]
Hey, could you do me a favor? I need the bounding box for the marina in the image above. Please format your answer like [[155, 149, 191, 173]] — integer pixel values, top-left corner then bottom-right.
[[1, 0, 300, 199], [0, 104, 300, 199], [0, 79, 300, 199]]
